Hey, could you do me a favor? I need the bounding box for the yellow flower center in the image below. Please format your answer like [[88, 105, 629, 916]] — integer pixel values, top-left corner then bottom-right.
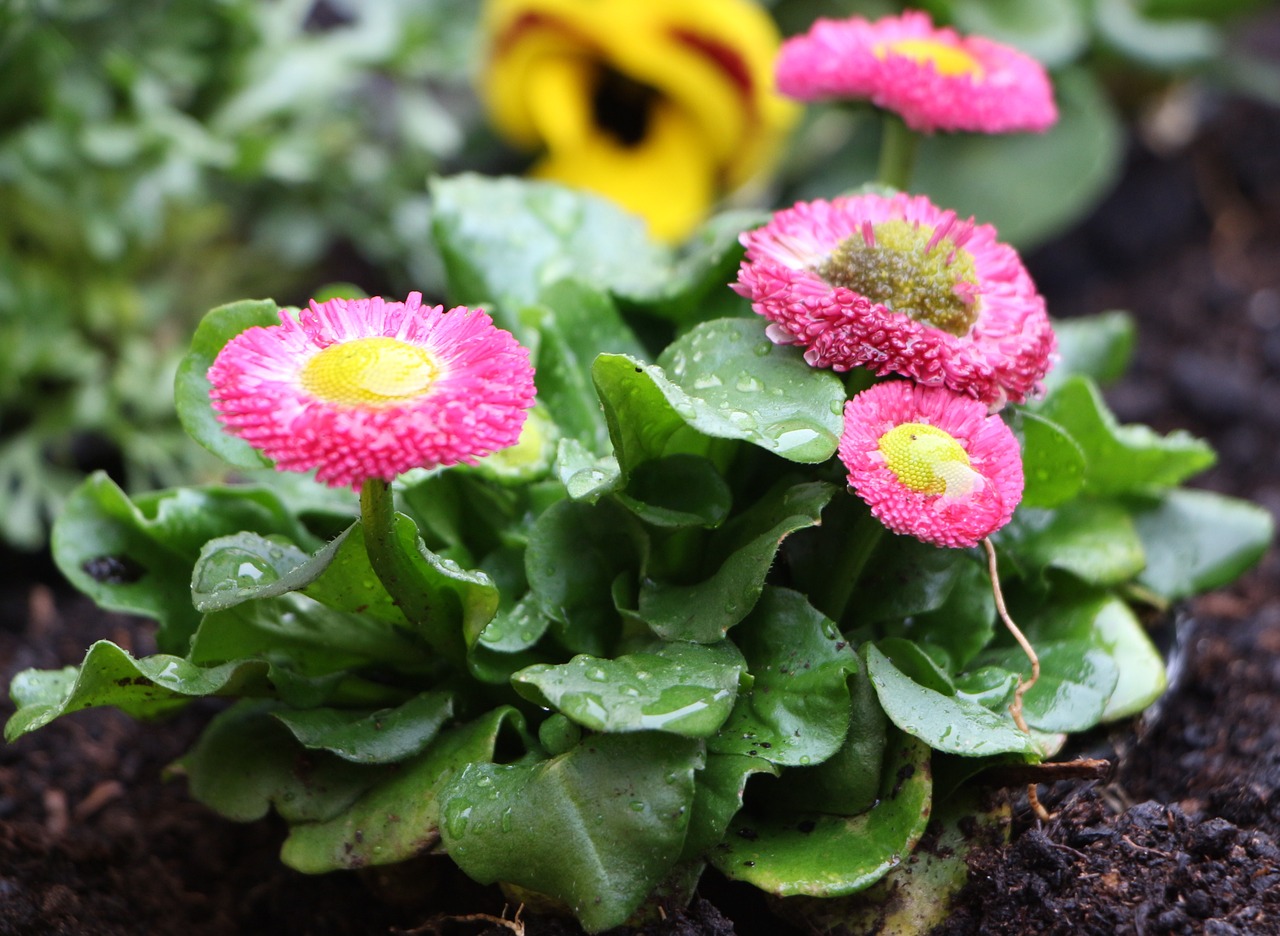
[[300, 337, 438, 407], [878, 422, 981, 497], [877, 39, 983, 78], [815, 219, 980, 337]]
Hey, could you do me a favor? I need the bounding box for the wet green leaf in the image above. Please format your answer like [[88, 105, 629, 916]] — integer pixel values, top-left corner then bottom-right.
[[640, 482, 834, 643], [175, 298, 279, 469], [865, 644, 1038, 758], [656, 319, 845, 464], [513, 640, 745, 738], [681, 753, 779, 861], [440, 732, 703, 933], [525, 498, 646, 655], [1045, 311, 1136, 391], [6, 641, 275, 742], [709, 587, 860, 767], [52, 473, 317, 652], [616, 455, 731, 529], [999, 500, 1147, 587], [281, 707, 532, 873], [1015, 409, 1086, 508], [1036, 376, 1215, 495], [1130, 488, 1273, 601], [522, 280, 646, 455], [708, 732, 932, 897], [273, 691, 454, 764], [430, 174, 667, 339], [182, 701, 382, 824], [978, 638, 1119, 733]]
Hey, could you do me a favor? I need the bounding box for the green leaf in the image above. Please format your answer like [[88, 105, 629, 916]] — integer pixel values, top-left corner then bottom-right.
[[281, 708, 532, 873], [525, 498, 646, 655], [429, 174, 667, 337], [182, 701, 382, 824], [174, 298, 279, 469], [856, 536, 975, 625], [978, 639, 1118, 733], [640, 482, 834, 643], [52, 473, 316, 653], [1014, 409, 1086, 509], [1045, 311, 1136, 392], [982, 589, 1165, 727], [1036, 376, 1215, 495], [513, 640, 745, 738], [440, 732, 703, 933], [949, 0, 1088, 67], [681, 753, 779, 861], [273, 691, 454, 764], [709, 587, 860, 767], [556, 439, 622, 503], [656, 319, 846, 464], [999, 500, 1147, 587], [191, 531, 322, 612], [864, 644, 1038, 758], [632, 209, 769, 324], [615, 455, 732, 529], [1094, 0, 1223, 68], [766, 664, 888, 817], [773, 786, 1010, 935], [523, 279, 646, 455], [881, 554, 996, 672], [1130, 489, 1273, 601], [708, 732, 932, 897], [190, 593, 429, 677], [6, 641, 275, 741]]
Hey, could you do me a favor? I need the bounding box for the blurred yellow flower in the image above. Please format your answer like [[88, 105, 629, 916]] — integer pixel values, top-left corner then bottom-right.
[[480, 0, 798, 242]]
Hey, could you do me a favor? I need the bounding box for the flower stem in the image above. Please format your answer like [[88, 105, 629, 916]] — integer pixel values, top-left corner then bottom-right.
[[877, 114, 920, 191], [360, 478, 453, 661]]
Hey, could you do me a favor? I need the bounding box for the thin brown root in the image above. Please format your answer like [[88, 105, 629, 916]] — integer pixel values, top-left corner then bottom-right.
[[396, 904, 525, 936], [1027, 783, 1051, 822], [983, 537, 1040, 734]]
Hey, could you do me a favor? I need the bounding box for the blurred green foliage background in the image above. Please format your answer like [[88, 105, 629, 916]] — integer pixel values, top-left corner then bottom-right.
[[1, 0, 1276, 549]]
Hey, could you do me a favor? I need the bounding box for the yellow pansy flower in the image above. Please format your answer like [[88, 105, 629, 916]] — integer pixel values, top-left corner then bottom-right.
[[480, 0, 798, 242]]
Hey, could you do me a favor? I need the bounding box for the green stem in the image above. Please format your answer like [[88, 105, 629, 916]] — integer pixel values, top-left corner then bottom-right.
[[813, 500, 885, 626], [360, 478, 453, 661], [876, 114, 920, 191]]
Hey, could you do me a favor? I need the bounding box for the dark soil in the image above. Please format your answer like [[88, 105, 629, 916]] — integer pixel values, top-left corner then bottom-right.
[[3, 69, 1280, 936]]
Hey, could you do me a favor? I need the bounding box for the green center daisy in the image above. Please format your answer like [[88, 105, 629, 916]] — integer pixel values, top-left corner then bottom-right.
[[301, 337, 438, 407], [815, 219, 980, 337], [878, 421, 981, 496]]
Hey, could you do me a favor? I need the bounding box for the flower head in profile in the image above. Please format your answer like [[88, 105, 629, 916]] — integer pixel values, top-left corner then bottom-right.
[[775, 10, 1056, 134], [733, 192, 1055, 406], [839, 381, 1022, 548], [480, 0, 798, 241], [208, 293, 536, 490]]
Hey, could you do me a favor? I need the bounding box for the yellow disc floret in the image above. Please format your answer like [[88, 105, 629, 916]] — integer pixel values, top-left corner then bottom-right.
[[878, 422, 982, 497], [300, 337, 438, 407], [877, 39, 983, 78]]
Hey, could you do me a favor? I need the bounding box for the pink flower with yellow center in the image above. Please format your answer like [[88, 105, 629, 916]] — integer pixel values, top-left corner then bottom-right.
[[775, 10, 1057, 135], [733, 192, 1056, 407], [208, 293, 536, 490], [839, 381, 1022, 548]]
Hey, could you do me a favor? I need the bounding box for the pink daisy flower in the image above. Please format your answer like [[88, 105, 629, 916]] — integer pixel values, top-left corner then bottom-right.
[[839, 381, 1022, 548], [208, 293, 536, 490], [733, 192, 1056, 407], [775, 10, 1057, 134]]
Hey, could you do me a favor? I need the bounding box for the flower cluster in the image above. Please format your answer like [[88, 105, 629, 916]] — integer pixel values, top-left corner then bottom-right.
[[736, 10, 1061, 547]]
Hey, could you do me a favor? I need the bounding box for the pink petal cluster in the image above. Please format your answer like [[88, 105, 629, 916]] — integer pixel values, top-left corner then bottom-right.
[[208, 293, 536, 490], [775, 10, 1057, 134], [839, 381, 1023, 547], [733, 192, 1055, 407]]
